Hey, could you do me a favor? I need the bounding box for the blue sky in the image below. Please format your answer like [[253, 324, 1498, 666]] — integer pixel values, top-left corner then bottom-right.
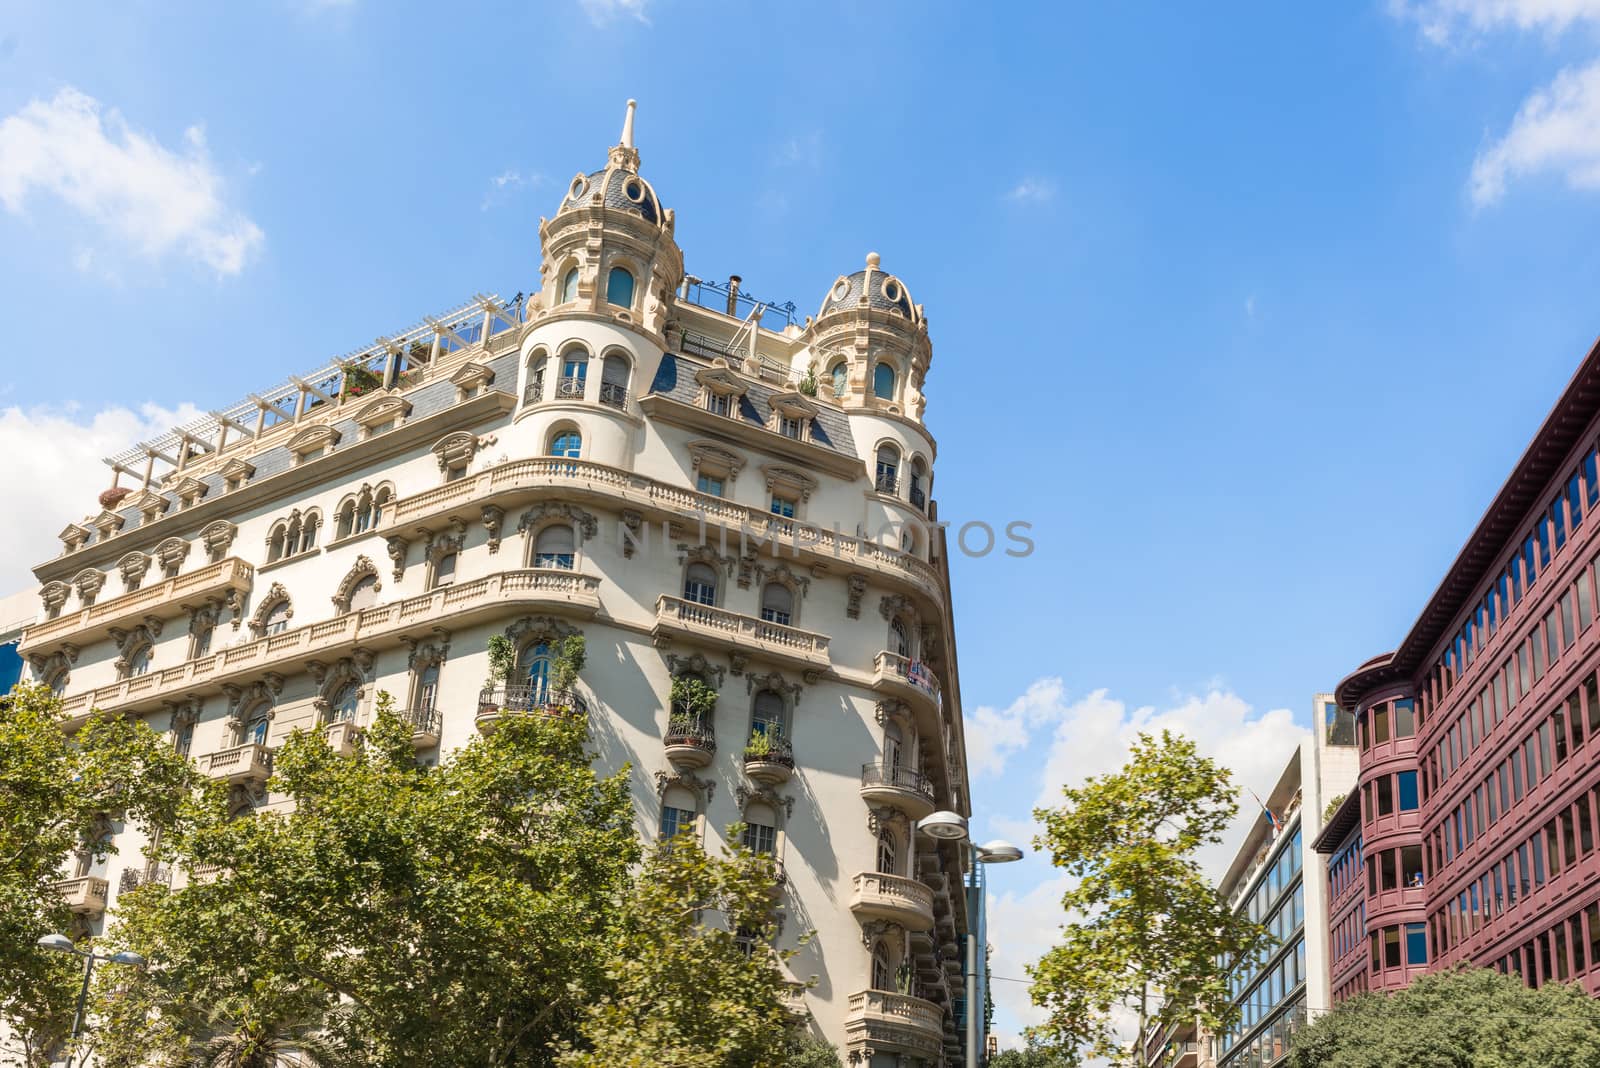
[[7, 0, 1600, 1048]]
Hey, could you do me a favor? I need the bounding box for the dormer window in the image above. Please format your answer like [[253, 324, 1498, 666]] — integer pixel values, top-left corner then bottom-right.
[[451, 360, 494, 403], [694, 362, 747, 416], [355, 396, 412, 440], [220, 458, 255, 492], [172, 477, 208, 510], [288, 425, 340, 466], [778, 415, 803, 440], [708, 392, 731, 417], [59, 524, 91, 555], [768, 391, 818, 443]]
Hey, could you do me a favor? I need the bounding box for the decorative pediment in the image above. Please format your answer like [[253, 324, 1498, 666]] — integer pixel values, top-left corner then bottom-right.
[[450, 360, 495, 391], [154, 537, 191, 576], [39, 581, 71, 616], [688, 440, 746, 482], [58, 523, 91, 554], [676, 542, 735, 574], [248, 583, 292, 637], [745, 670, 802, 706], [734, 781, 793, 817], [504, 614, 579, 648], [287, 424, 340, 459], [199, 520, 237, 562], [117, 551, 153, 590], [516, 502, 598, 541], [654, 768, 714, 801], [431, 431, 480, 473], [91, 510, 124, 539], [425, 522, 467, 564], [761, 464, 818, 501], [110, 620, 163, 674], [331, 556, 381, 611], [172, 477, 208, 508], [71, 567, 105, 603], [123, 489, 169, 525], [223, 674, 285, 727], [354, 394, 412, 430], [665, 652, 727, 689], [754, 560, 810, 598], [767, 391, 819, 420], [404, 636, 451, 672], [694, 361, 747, 396], [219, 458, 256, 489]]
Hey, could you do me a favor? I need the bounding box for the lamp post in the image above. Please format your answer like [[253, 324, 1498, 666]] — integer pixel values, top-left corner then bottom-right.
[[917, 811, 1023, 1068], [36, 934, 146, 1068]]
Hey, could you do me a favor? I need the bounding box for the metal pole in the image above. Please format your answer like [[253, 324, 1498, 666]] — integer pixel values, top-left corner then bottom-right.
[[967, 842, 979, 1068], [64, 951, 94, 1068]]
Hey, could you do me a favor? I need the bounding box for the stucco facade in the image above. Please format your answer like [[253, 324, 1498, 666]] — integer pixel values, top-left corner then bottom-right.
[[18, 103, 977, 1067]]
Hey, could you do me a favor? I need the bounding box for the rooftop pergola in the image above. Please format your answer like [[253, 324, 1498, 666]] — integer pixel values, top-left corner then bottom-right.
[[103, 293, 522, 492]]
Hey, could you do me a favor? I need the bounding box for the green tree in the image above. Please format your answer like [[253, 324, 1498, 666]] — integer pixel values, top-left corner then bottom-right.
[[560, 827, 802, 1068], [179, 976, 350, 1068], [0, 683, 199, 1067], [989, 1040, 1073, 1068], [97, 693, 639, 1067], [1027, 730, 1267, 1066], [1286, 966, 1600, 1068]]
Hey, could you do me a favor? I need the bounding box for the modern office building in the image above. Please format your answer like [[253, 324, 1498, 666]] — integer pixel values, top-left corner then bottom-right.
[[1140, 695, 1357, 1068], [0, 588, 35, 694], [1333, 331, 1600, 998], [16, 103, 979, 1066]]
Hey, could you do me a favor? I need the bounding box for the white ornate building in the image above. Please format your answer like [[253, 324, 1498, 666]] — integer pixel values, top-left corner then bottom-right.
[[18, 102, 977, 1066]]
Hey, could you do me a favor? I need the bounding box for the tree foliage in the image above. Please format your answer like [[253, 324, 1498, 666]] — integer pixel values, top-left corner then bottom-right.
[[97, 694, 640, 1067], [1027, 730, 1268, 1066], [989, 1040, 1073, 1068], [1287, 967, 1600, 1068], [0, 683, 199, 1067], [560, 827, 802, 1068]]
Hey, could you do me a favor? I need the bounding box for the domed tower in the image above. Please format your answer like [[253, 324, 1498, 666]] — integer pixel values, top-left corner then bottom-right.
[[516, 101, 685, 469], [527, 100, 684, 342], [808, 252, 932, 424]]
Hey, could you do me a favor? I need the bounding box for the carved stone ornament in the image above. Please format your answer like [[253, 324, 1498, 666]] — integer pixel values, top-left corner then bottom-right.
[[385, 536, 410, 582], [754, 560, 810, 598], [735, 782, 793, 818], [116, 551, 152, 590], [247, 583, 292, 637], [858, 918, 905, 949], [761, 463, 818, 502], [59, 523, 92, 554], [166, 697, 202, 733], [878, 593, 917, 624], [450, 360, 495, 392], [199, 520, 237, 562], [354, 394, 411, 432], [425, 521, 467, 564], [154, 537, 191, 576], [654, 768, 714, 802], [736, 551, 756, 590], [620, 510, 644, 558], [504, 614, 579, 648], [729, 652, 749, 677], [331, 557, 381, 611], [124, 489, 169, 525], [404, 635, 451, 672], [71, 567, 105, 604], [39, 581, 71, 617], [687, 440, 747, 484], [745, 670, 801, 706], [874, 700, 913, 729], [171, 477, 208, 509], [664, 652, 726, 688], [517, 502, 598, 542], [676, 542, 735, 574], [91, 509, 124, 539], [846, 574, 866, 619], [223, 674, 284, 729], [867, 805, 907, 837], [481, 505, 506, 554], [431, 431, 479, 473], [287, 423, 340, 458], [219, 458, 255, 489]]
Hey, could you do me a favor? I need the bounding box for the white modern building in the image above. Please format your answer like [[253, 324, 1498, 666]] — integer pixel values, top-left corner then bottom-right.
[[17, 103, 978, 1067]]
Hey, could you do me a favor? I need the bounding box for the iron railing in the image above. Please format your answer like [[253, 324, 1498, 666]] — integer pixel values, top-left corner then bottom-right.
[[557, 375, 585, 399], [477, 686, 588, 717], [861, 762, 934, 800], [665, 718, 716, 752], [875, 471, 898, 495], [599, 382, 628, 409], [743, 736, 795, 767], [399, 704, 442, 737]]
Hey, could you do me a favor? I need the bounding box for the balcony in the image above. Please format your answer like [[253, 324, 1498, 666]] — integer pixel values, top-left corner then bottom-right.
[[742, 736, 794, 785], [850, 871, 935, 931], [323, 720, 360, 756], [599, 382, 628, 409], [664, 718, 716, 768], [653, 595, 830, 672], [860, 762, 936, 820], [201, 743, 273, 784], [872, 651, 941, 711], [21, 556, 254, 658], [53, 876, 109, 915], [475, 686, 587, 733], [844, 989, 943, 1062], [557, 375, 585, 399], [399, 704, 441, 748], [57, 569, 602, 721]]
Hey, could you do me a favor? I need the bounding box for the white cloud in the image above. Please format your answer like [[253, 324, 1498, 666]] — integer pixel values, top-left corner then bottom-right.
[[1004, 177, 1057, 204], [973, 680, 1311, 1053], [1389, 0, 1600, 43], [0, 88, 263, 276], [579, 0, 650, 26], [0, 402, 202, 593], [481, 169, 544, 211], [1471, 60, 1600, 205]]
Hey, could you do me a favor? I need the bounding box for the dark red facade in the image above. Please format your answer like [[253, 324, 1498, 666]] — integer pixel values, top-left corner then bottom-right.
[[1334, 335, 1600, 997]]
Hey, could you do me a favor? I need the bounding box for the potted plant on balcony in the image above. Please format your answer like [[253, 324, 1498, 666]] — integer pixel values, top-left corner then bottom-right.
[[480, 635, 515, 718], [340, 360, 385, 399], [668, 676, 717, 742], [546, 635, 587, 715]]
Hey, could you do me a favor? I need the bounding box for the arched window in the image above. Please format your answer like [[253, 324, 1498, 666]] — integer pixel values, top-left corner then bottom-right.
[[328, 682, 361, 724], [599, 353, 630, 409], [683, 563, 718, 606], [264, 599, 291, 636], [561, 267, 580, 304], [889, 617, 911, 658], [241, 702, 270, 747], [300, 514, 320, 553], [909, 458, 927, 511], [752, 690, 785, 741], [337, 502, 356, 541], [125, 644, 152, 678], [526, 353, 548, 404], [549, 428, 582, 459], [416, 663, 440, 711], [191, 621, 214, 658], [760, 583, 793, 626], [661, 785, 698, 841], [558, 349, 588, 399], [534, 524, 576, 569], [356, 500, 374, 533], [268, 526, 287, 562], [606, 266, 635, 308], [346, 574, 379, 613], [875, 445, 900, 495], [45, 667, 69, 695], [829, 360, 848, 398], [519, 642, 553, 702], [872, 943, 893, 991], [877, 831, 898, 875], [431, 551, 457, 589], [872, 362, 896, 401], [742, 801, 777, 856]]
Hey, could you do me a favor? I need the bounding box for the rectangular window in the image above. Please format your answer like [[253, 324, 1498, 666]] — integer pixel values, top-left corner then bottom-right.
[[1553, 709, 1571, 766], [1512, 753, 1525, 800], [1548, 820, 1564, 876], [1385, 926, 1403, 969], [1583, 572, 1597, 633], [769, 495, 797, 519], [1570, 691, 1586, 750], [1540, 721, 1554, 779], [1405, 923, 1427, 966], [1371, 931, 1381, 971], [1588, 903, 1600, 969], [659, 805, 695, 839], [696, 474, 724, 497], [1589, 675, 1600, 738], [1377, 775, 1395, 816], [1548, 607, 1563, 665], [1381, 849, 1398, 891], [1583, 797, 1596, 857], [1525, 735, 1541, 786], [1532, 634, 1547, 683], [1398, 770, 1419, 811], [1395, 698, 1416, 737], [1533, 834, 1548, 886], [1374, 705, 1391, 744], [1563, 809, 1578, 870]]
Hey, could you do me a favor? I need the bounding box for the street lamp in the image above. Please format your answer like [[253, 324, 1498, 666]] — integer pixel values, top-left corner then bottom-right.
[[36, 934, 146, 1068], [917, 811, 1023, 1068]]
